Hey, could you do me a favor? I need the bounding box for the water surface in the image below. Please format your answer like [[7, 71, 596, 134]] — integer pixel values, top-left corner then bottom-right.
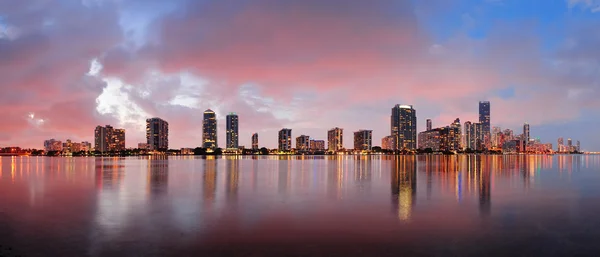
[[1, 155, 599, 256]]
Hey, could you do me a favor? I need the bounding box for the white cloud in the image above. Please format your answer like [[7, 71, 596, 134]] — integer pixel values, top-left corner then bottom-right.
[[568, 0, 600, 12]]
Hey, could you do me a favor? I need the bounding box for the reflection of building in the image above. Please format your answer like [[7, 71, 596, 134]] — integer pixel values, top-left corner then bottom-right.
[[203, 109, 218, 149], [148, 158, 169, 195], [391, 156, 417, 221], [95, 158, 124, 189], [226, 113, 239, 149], [146, 117, 169, 151], [225, 157, 240, 201], [203, 157, 218, 204], [391, 105, 417, 150], [278, 128, 292, 152], [353, 130, 372, 151], [327, 127, 344, 152]]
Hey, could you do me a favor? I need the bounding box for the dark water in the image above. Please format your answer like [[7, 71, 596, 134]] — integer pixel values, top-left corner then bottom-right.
[[1, 155, 600, 256]]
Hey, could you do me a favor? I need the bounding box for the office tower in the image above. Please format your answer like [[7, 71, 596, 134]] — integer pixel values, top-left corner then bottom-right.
[[391, 104, 417, 150], [203, 109, 218, 149], [251, 133, 259, 150], [278, 128, 292, 152], [523, 123, 530, 151], [310, 140, 325, 151], [558, 137, 564, 152], [451, 118, 461, 150], [328, 127, 344, 152], [146, 118, 169, 151], [353, 130, 373, 151], [479, 101, 491, 148], [226, 113, 239, 149], [382, 135, 396, 150], [95, 125, 110, 152], [426, 119, 432, 131], [464, 121, 473, 150], [296, 135, 310, 151]]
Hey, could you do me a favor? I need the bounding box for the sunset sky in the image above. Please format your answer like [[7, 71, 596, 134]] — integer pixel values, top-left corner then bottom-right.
[[1, 0, 599, 150]]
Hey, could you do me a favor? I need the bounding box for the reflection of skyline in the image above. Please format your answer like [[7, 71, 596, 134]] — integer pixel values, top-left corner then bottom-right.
[[147, 157, 169, 196], [225, 157, 240, 202], [95, 158, 124, 190], [203, 156, 217, 206], [391, 156, 417, 221]]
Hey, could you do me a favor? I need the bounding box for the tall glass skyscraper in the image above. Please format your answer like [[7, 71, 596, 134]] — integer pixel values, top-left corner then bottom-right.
[[278, 128, 292, 152], [203, 109, 217, 149], [523, 123, 530, 150], [146, 118, 168, 151], [391, 105, 417, 150], [479, 101, 491, 148], [226, 113, 239, 149]]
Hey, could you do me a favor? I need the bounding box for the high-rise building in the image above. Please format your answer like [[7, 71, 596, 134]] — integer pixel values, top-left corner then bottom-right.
[[523, 123, 530, 151], [479, 101, 491, 149], [492, 126, 502, 148], [382, 135, 397, 150], [44, 139, 63, 152], [451, 118, 461, 150], [353, 130, 372, 151], [278, 129, 292, 152], [391, 104, 417, 150], [418, 129, 441, 151], [577, 140, 581, 152], [568, 138, 573, 152], [558, 137, 564, 152], [310, 140, 326, 151], [94, 125, 110, 152], [203, 109, 218, 149], [226, 113, 239, 149], [296, 135, 310, 151], [251, 133, 259, 150], [327, 127, 344, 152], [464, 121, 473, 150], [112, 129, 126, 151], [426, 119, 432, 131], [146, 118, 169, 151]]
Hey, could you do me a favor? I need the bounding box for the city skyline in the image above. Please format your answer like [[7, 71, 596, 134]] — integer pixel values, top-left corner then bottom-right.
[[1, 1, 600, 150]]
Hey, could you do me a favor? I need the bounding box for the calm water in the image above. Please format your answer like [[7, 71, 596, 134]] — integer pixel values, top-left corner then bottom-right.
[[1, 155, 600, 256]]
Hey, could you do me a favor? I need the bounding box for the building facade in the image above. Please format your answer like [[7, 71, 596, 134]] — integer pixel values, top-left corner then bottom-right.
[[479, 101, 491, 149], [252, 133, 259, 150], [203, 109, 218, 149], [327, 127, 344, 152], [95, 125, 126, 152], [44, 139, 63, 152], [418, 129, 441, 151], [278, 128, 292, 152], [226, 113, 239, 149], [310, 140, 325, 151], [146, 118, 169, 151], [426, 119, 432, 131], [353, 130, 372, 151], [391, 104, 417, 150], [296, 135, 310, 151], [382, 135, 397, 150], [523, 123, 530, 151]]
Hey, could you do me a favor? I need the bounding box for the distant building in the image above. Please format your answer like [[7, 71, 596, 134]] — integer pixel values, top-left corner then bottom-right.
[[146, 118, 169, 151], [226, 113, 239, 149], [418, 129, 441, 151], [310, 140, 325, 151], [44, 139, 63, 152], [558, 137, 564, 152], [450, 118, 461, 150], [567, 138, 573, 152], [181, 148, 194, 155], [391, 104, 417, 150], [464, 122, 473, 150], [203, 109, 218, 149], [353, 130, 372, 151], [296, 135, 310, 151], [479, 101, 491, 149], [426, 119, 432, 131], [492, 126, 502, 148], [382, 135, 396, 151], [327, 127, 344, 152], [138, 143, 150, 150], [419, 126, 460, 152], [577, 141, 581, 152], [95, 125, 125, 152], [251, 133, 259, 150], [523, 123, 530, 151], [278, 128, 292, 152]]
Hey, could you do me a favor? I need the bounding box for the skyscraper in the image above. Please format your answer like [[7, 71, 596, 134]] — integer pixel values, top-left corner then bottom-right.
[[112, 128, 126, 151], [464, 121, 473, 150], [203, 109, 217, 149], [146, 118, 169, 151], [523, 123, 530, 151], [391, 105, 417, 150], [568, 138, 573, 152], [328, 127, 344, 152], [558, 137, 564, 152], [577, 140, 581, 152], [226, 113, 239, 149], [353, 130, 372, 151], [426, 119, 432, 131], [296, 135, 310, 151], [479, 101, 491, 149], [451, 118, 461, 150], [278, 129, 292, 152], [252, 133, 259, 150]]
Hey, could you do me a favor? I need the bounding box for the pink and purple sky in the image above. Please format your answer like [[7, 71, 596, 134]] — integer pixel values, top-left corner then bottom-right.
[[1, 0, 599, 150]]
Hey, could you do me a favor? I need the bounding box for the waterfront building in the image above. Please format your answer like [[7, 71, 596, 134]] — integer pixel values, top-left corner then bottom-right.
[[278, 128, 292, 152], [146, 118, 169, 151], [479, 101, 491, 149], [226, 113, 239, 149], [327, 127, 344, 152], [391, 104, 417, 150], [353, 130, 373, 151], [310, 140, 326, 151], [203, 109, 218, 149], [252, 133, 259, 150], [296, 135, 310, 151]]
